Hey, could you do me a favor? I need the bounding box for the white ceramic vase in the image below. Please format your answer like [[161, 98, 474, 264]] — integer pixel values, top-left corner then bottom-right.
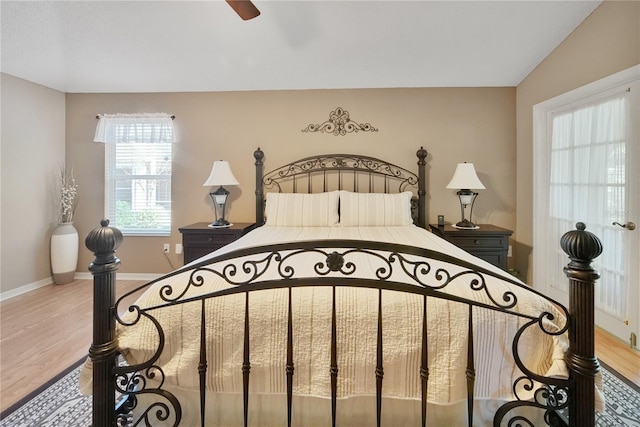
[[51, 222, 79, 285]]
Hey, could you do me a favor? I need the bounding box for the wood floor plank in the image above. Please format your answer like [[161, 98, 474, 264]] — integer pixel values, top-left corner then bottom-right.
[[595, 326, 640, 385], [0, 279, 144, 412], [1, 279, 638, 414]]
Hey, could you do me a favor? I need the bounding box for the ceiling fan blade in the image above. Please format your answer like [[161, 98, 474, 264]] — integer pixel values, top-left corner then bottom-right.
[[226, 0, 261, 20]]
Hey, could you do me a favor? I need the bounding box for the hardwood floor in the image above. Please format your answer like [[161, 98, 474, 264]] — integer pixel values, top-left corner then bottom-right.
[[595, 325, 640, 386], [0, 279, 145, 412], [1, 279, 639, 413]]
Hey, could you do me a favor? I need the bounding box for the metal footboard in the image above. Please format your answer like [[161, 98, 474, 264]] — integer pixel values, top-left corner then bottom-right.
[[86, 222, 601, 427]]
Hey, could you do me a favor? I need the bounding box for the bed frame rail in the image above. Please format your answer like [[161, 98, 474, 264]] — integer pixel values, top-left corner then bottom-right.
[[86, 221, 602, 427]]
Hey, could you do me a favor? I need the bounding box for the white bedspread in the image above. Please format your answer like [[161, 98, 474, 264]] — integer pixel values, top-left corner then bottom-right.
[[111, 225, 569, 410]]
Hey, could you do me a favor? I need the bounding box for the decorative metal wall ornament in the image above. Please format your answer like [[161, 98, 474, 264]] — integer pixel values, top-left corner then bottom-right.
[[302, 107, 378, 136]]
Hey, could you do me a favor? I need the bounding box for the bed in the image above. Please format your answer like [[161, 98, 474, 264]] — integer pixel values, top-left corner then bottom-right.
[[84, 147, 602, 426]]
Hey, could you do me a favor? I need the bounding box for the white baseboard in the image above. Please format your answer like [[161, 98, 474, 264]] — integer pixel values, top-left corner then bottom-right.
[[1, 272, 162, 302], [74, 272, 162, 281], [0, 277, 52, 302]]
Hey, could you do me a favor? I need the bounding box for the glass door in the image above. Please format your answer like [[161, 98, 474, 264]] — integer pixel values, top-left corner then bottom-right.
[[540, 78, 639, 347]]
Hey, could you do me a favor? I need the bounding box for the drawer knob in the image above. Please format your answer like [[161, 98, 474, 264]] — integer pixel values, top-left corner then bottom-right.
[[474, 239, 480, 245], [208, 237, 213, 242]]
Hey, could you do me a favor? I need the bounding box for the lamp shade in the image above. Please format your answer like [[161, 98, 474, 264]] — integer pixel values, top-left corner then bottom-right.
[[203, 161, 239, 187], [446, 163, 485, 190]]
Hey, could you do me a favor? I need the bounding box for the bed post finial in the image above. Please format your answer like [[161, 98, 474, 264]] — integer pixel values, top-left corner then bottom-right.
[[416, 147, 428, 229], [561, 222, 602, 427], [255, 148, 265, 225], [561, 222, 603, 271], [86, 219, 123, 266], [85, 219, 123, 427], [254, 147, 264, 162]]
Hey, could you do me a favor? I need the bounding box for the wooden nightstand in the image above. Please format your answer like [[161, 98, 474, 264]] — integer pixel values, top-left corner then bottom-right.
[[429, 224, 513, 270], [178, 222, 256, 264]]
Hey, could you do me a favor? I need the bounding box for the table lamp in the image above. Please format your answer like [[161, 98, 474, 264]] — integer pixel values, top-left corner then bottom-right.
[[203, 161, 239, 227], [446, 162, 485, 229]]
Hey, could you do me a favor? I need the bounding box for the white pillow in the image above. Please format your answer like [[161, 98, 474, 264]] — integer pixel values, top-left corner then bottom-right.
[[339, 191, 414, 226], [265, 191, 340, 227]]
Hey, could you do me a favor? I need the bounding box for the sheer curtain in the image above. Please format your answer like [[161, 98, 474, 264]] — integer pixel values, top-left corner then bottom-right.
[[546, 93, 628, 320], [94, 113, 176, 144]]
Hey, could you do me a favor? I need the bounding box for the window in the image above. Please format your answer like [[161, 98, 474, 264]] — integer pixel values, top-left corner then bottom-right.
[[95, 113, 176, 236]]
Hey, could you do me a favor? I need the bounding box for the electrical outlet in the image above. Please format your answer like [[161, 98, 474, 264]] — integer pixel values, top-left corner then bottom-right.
[[175, 243, 183, 255], [507, 245, 513, 257], [163, 243, 170, 253]]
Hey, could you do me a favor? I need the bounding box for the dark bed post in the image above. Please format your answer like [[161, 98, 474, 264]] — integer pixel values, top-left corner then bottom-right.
[[85, 219, 123, 427], [560, 222, 602, 427], [254, 147, 265, 225], [416, 147, 428, 228]]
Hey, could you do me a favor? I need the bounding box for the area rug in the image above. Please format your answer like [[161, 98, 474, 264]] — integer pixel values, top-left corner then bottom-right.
[[0, 358, 91, 426], [1, 359, 638, 426]]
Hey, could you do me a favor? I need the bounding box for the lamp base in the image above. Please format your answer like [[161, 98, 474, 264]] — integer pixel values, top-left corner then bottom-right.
[[208, 220, 233, 228], [452, 219, 479, 230]]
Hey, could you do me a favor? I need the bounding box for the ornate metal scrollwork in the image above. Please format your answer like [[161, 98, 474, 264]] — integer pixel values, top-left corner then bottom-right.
[[114, 239, 571, 427], [325, 251, 346, 272], [302, 107, 378, 135], [143, 242, 525, 312], [262, 153, 418, 195], [113, 304, 182, 426], [115, 391, 181, 427], [493, 312, 571, 426], [155, 251, 283, 302]]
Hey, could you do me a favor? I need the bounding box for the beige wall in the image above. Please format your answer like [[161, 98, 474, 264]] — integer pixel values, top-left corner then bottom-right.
[[67, 87, 516, 274], [515, 0, 640, 282], [1, 74, 66, 293], [4, 0, 637, 288]]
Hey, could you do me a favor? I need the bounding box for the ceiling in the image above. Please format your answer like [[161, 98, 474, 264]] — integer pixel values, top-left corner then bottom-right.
[[1, 0, 602, 94]]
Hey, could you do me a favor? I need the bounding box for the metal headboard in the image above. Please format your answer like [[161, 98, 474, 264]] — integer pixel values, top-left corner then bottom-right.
[[254, 147, 428, 228]]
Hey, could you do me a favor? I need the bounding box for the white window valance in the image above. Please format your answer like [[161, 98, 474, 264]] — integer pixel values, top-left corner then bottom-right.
[[94, 113, 177, 144]]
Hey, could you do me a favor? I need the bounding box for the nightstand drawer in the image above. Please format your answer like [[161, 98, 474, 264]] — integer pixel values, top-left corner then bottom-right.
[[448, 236, 508, 250], [183, 232, 239, 246]]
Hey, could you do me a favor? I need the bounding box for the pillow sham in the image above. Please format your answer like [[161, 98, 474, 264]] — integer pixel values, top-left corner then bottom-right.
[[265, 191, 340, 227], [339, 190, 414, 226]]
